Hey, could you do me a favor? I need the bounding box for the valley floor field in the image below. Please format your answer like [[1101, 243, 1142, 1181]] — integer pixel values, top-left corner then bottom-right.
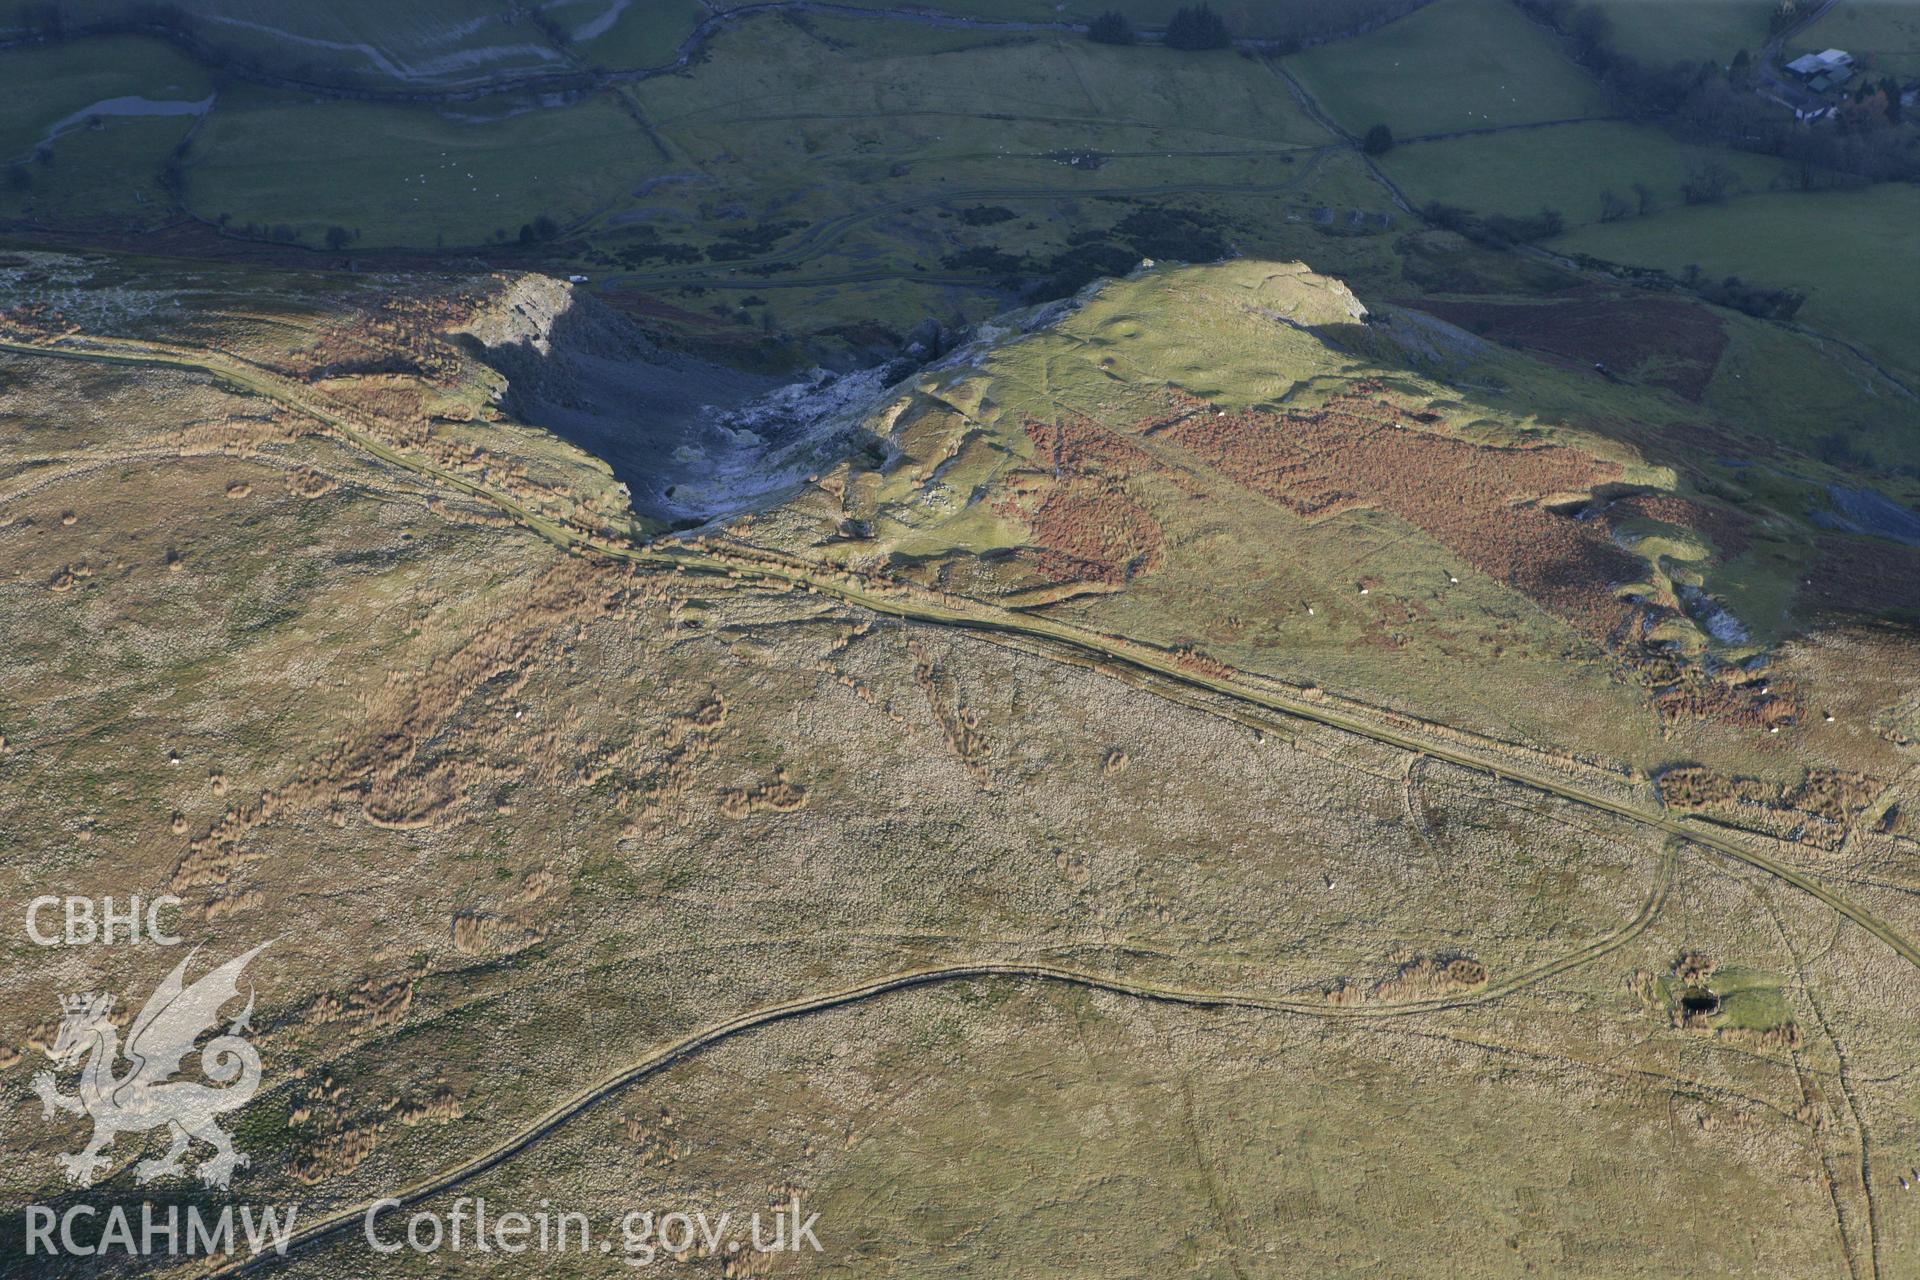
[[1554, 183, 1920, 384]]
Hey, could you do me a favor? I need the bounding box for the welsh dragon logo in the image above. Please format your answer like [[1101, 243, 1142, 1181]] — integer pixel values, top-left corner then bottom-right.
[[33, 942, 270, 1190]]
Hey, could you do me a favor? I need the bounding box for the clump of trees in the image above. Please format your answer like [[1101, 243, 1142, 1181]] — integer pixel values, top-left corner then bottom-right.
[[1569, 250, 1810, 323], [1088, 11, 1135, 44], [1680, 159, 1738, 204], [1597, 181, 1665, 222], [1728, 48, 1753, 90], [942, 203, 1234, 298], [1164, 5, 1231, 50], [1420, 200, 1564, 247], [1362, 124, 1394, 155], [517, 214, 560, 245], [1681, 265, 1807, 321], [957, 205, 1017, 226]]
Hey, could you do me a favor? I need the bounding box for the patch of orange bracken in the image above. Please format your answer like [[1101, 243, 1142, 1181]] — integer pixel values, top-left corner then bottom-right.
[[1154, 388, 1638, 634], [287, 291, 482, 385], [1657, 764, 1882, 850], [993, 416, 1167, 586]]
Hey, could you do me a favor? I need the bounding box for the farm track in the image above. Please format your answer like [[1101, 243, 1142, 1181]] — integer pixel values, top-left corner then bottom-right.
[[1757, 0, 1845, 108], [6, 331, 1915, 1274], [6, 329, 1919, 978], [204, 841, 1677, 1277]]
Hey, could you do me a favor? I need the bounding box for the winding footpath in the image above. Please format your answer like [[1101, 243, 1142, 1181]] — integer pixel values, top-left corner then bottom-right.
[[207, 841, 1673, 1275]]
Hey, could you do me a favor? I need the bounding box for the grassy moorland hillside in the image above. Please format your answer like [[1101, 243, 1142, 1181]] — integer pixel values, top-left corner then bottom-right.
[[739, 260, 1919, 789], [3, 250, 1919, 1278], [2, 0, 1920, 1273]]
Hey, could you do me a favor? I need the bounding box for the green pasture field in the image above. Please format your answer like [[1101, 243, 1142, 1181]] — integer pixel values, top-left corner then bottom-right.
[[632, 16, 1329, 150], [165, 11, 1343, 252], [1800, 0, 1920, 77], [560, 0, 706, 69], [183, 88, 657, 247], [705, 0, 1422, 44], [1593, 0, 1774, 66], [1381, 120, 1793, 226], [607, 171, 1396, 344], [0, 117, 190, 225], [86, 1, 1364, 296], [1553, 183, 1920, 382], [598, 13, 1342, 295], [38, 0, 567, 87], [1286, 0, 1610, 138], [0, 35, 210, 161]]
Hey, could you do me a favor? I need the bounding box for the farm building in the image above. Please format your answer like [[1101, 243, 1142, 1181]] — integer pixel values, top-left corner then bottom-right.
[[1787, 48, 1854, 80]]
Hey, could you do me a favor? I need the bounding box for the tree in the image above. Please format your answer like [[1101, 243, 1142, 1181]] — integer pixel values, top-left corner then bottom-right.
[[1163, 4, 1230, 50], [1088, 10, 1134, 44], [1362, 124, 1394, 155], [1598, 187, 1631, 221], [1631, 180, 1657, 215], [1681, 159, 1737, 204], [324, 225, 353, 251], [1729, 48, 1752, 89]]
